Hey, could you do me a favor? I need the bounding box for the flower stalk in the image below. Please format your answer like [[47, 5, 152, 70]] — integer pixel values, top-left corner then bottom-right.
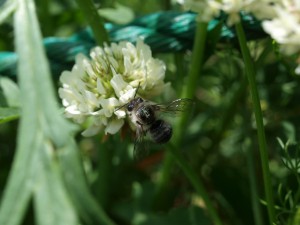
[[235, 22, 275, 225], [177, 21, 207, 135], [75, 0, 109, 45], [168, 143, 223, 225], [154, 21, 222, 225]]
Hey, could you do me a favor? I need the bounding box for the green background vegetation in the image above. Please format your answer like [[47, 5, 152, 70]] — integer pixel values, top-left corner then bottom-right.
[[0, 0, 300, 225]]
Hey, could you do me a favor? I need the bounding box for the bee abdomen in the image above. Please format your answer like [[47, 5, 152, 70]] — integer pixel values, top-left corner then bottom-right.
[[149, 120, 172, 144]]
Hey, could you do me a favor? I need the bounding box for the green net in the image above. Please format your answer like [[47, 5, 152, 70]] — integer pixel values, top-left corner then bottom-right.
[[0, 11, 266, 78]]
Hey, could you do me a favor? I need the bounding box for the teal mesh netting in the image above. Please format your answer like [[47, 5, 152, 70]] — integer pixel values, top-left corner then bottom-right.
[[0, 11, 266, 78]]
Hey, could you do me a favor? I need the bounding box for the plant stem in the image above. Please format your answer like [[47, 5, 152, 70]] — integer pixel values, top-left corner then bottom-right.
[[154, 22, 207, 199], [244, 40, 273, 225], [179, 21, 208, 110], [174, 21, 208, 142], [154, 22, 222, 224], [174, 53, 185, 93], [75, 0, 110, 45], [35, 0, 53, 36], [168, 144, 222, 225], [244, 139, 264, 225], [202, 39, 273, 162], [235, 22, 275, 225], [161, 0, 171, 10], [94, 136, 113, 208]]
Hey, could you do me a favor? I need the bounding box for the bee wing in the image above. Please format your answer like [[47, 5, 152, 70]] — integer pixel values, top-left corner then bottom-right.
[[153, 98, 194, 115], [133, 124, 149, 159]]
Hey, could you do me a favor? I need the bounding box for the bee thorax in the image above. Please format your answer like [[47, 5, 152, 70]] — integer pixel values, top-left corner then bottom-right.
[[149, 119, 172, 144], [136, 105, 156, 125]]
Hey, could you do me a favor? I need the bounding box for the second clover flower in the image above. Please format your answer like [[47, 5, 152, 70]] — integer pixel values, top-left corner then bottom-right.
[[59, 39, 167, 136]]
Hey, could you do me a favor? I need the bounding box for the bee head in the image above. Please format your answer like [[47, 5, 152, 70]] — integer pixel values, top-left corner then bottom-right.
[[127, 97, 143, 112], [127, 103, 134, 112]]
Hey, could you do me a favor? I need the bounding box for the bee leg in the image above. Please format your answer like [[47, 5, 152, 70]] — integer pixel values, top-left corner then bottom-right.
[[133, 122, 148, 159], [136, 121, 146, 136]]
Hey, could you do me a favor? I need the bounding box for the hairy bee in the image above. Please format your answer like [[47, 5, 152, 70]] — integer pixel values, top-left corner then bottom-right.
[[124, 96, 193, 157]]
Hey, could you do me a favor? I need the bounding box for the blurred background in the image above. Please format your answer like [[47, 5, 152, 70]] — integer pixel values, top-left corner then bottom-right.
[[1, 0, 300, 225]]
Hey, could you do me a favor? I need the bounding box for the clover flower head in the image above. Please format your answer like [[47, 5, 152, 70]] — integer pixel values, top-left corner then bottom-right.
[[178, 0, 279, 25], [178, 0, 220, 22], [178, 0, 258, 24], [179, 0, 300, 73], [262, 0, 300, 55], [59, 39, 166, 136]]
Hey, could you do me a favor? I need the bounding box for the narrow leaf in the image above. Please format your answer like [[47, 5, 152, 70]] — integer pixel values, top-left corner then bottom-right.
[[0, 0, 17, 24], [33, 142, 77, 225], [0, 0, 79, 224], [0, 76, 20, 107], [0, 107, 19, 123], [58, 141, 117, 225], [0, 137, 33, 225], [0, 0, 117, 224]]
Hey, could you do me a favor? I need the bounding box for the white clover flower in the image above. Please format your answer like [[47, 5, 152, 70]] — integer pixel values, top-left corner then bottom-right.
[[177, 0, 220, 22], [178, 0, 259, 24], [245, 0, 279, 20], [262, 1, 300, 55], [217, 0, 256, 25], [295, 63, 300, 75], [178, 0, 300, 73], [177, 0, 279, 25], [59, 39, 166, 136]]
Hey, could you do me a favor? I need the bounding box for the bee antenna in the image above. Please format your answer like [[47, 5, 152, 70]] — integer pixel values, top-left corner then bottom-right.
[[134, 82, 141, 98], [114, 103, 127, 112]]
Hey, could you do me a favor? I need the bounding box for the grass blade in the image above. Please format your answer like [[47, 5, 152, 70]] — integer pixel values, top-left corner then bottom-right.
[[0, 0, 16, 24]]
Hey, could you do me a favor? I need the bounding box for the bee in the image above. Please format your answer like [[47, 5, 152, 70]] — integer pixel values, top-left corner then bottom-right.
[[122, 96, 194, 157]]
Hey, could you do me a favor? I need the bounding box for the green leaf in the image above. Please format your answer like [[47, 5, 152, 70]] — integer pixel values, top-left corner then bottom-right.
[[0, 76, 20, 107], [58, 141, 117, 225], [0, 0, 79, 223], [0, 0, 17, 24], [206, 19, 223, 57], [293, 206, 300, 225], [0, 107, 19, 123], [98, 3, 134, 25], [33, 144, 77, 225], [0, 0, 116, 225], [0, 77, 20, 123]]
